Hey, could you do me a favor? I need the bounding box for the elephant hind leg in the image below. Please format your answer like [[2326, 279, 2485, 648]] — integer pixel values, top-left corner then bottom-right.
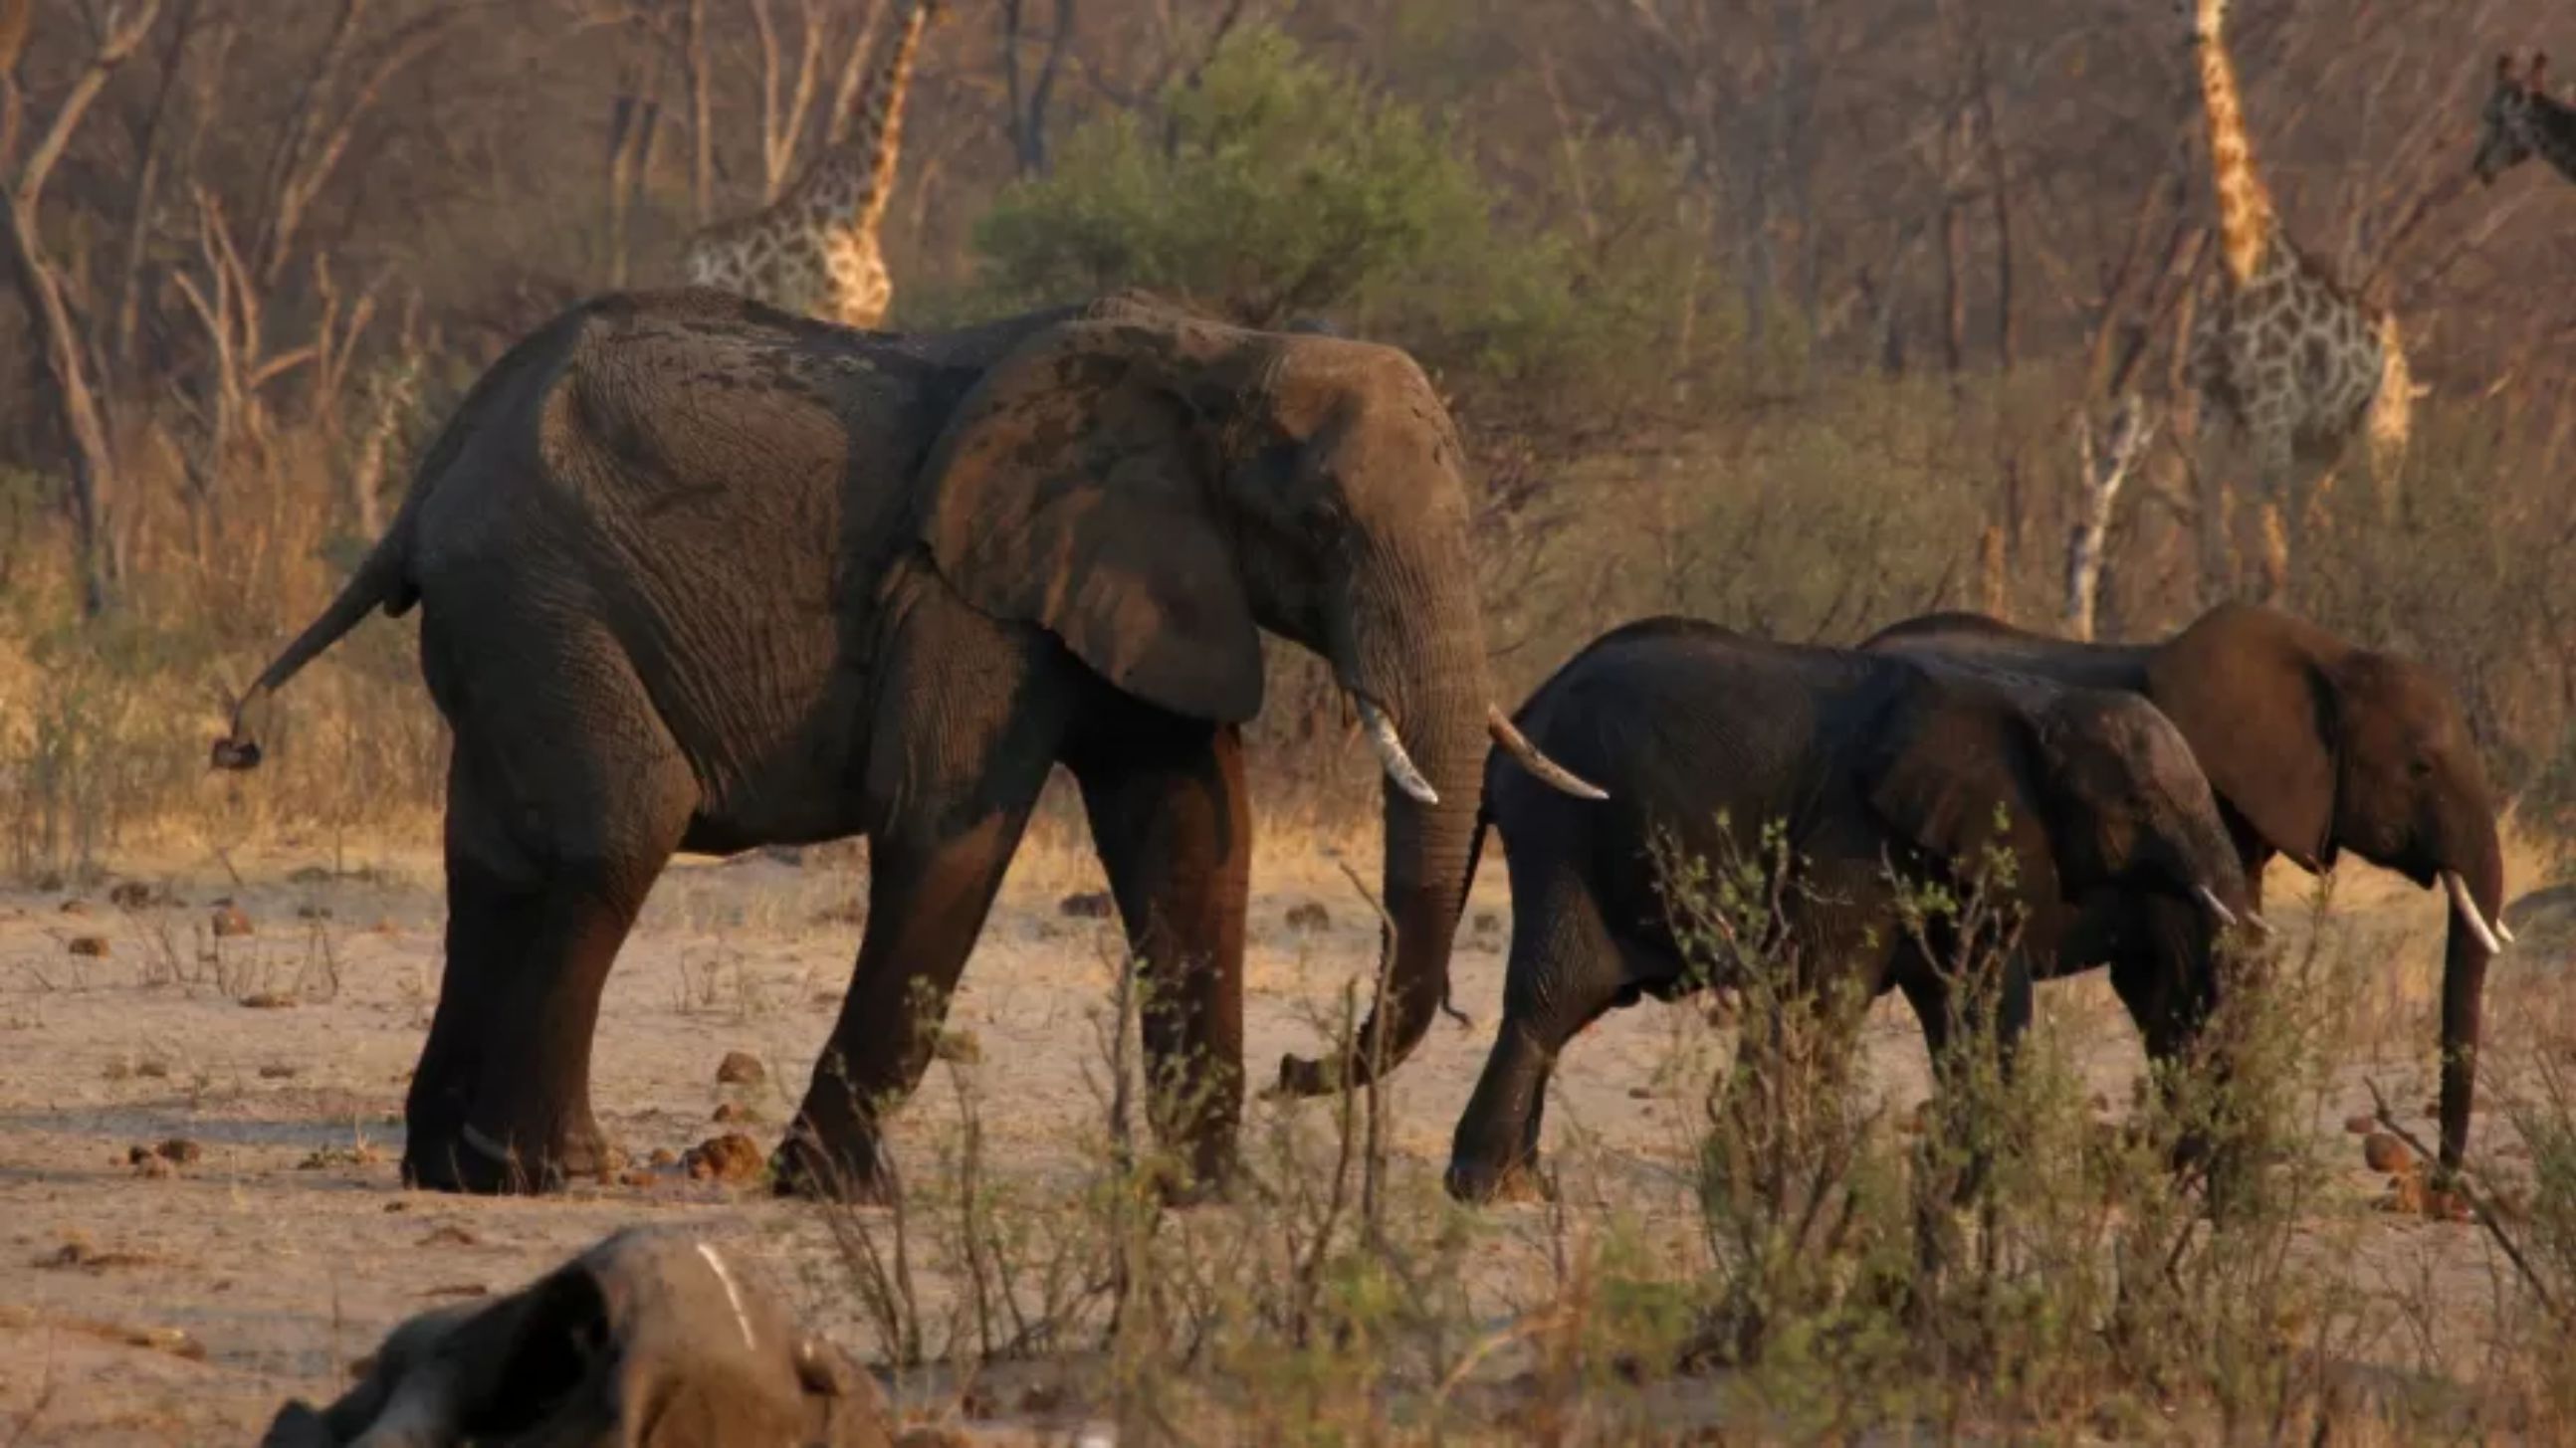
[[406, 620, 699, 1195]]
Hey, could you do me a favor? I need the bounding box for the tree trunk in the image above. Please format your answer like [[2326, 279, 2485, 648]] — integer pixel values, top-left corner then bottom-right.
[[6, 197, 120, 614]]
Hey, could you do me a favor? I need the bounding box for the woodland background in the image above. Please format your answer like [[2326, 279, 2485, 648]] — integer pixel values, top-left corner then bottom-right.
[[0, 0, 2570, 877]]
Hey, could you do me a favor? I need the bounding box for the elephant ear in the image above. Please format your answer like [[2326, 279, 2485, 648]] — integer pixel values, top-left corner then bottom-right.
[[917, 317, 1265, 724], [1859, 673, 2062, 909], [2144, 603, 2336, 868]]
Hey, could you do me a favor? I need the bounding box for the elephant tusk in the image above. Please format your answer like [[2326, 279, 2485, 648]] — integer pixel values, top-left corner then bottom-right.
[[1486, 706, 1609, 801], [2443, 871, 2506, 954], [2192, 885, 2239, 931], [1357, 699, 1438, 806]]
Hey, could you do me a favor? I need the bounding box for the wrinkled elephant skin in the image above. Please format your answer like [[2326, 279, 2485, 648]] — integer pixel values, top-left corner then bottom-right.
[[214, 290, 1594, 1200]]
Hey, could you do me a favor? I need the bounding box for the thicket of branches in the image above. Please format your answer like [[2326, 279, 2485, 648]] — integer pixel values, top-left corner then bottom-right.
[[1, 0, 2570, 863]]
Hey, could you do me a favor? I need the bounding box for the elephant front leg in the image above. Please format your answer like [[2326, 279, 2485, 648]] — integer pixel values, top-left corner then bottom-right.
[[1446, 896, 1623, 1204], [1072, 717, 1251, 1204], [2105, 901, 2228, 1181], [778, 799, 1044, 1203]]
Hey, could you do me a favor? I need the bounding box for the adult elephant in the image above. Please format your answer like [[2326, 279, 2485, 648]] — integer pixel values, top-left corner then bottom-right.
[[212, 288, 1598, 1199], [1862, 604, 2508, 1172], [1444, 619, 2256, 1202]]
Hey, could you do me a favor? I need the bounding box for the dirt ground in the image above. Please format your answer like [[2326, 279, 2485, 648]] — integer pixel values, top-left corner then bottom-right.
[[0, 795, 2561, 1444]]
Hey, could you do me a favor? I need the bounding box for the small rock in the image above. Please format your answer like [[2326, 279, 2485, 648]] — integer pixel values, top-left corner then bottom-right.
[[2424, 1188, 2475, 1224], [296, 904, 332, 921], [2362, 1133, 2414, 1175], [1626, 1086, 1655, 1101], [416, 1225, 478, 1247], [130, 1154, 175, 1180], [259, 1064, 301, 1079], [712, 1101, 758, 1125], [422, 1283, 489, 1300], [239, 992, 299, 1010], [381, 1201, 410, 1214], [133, 1058, 170, 1080], [2343, 1113, 2376, 1136], [931, 1028, 981, 1065], [66, 935, 108, 957], [685, 1133, 765, 1184], [130, 1138, 201, 1168], [1057, 890, 1114, 920], [1284, 901, 1331, 933], [288, 866, 333, 884], [59, 899, 90, 916], [620, 1170, 656, 1188], [108, 882, 155, 909], [648, 1147, 680, 1168], [715, 1051, 765, 1087], [121, 1326, 205, 1360], [1473, 911, 1501, 934], [211, 905, 255, 938]]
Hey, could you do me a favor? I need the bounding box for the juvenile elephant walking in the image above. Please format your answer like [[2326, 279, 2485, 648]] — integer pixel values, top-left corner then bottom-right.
[[1863, 605, 2509, 1172], [214, 289, 1596, 1198], [1443, 619, 2254, 1203]]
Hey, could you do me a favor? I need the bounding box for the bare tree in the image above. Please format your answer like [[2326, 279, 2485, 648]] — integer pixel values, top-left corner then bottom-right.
[[2, 0, 165, 614], [2064, 392, 2155, 641]]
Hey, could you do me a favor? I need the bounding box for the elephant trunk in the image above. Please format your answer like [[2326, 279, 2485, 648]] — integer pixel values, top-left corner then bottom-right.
[[1275, 547, 1494, 1098], [2434, 818, 2506, 1174]]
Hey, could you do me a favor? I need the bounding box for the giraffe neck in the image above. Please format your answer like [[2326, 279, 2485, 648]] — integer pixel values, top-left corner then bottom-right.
[[2522, 88, 2576, 183], [2194, 7, 2277, 287], [784, 0, 933, 240]]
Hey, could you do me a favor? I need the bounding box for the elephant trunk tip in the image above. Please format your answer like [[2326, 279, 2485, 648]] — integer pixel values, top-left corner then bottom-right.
[[211, 684, 273, 771], [210, 734, 264, 771]]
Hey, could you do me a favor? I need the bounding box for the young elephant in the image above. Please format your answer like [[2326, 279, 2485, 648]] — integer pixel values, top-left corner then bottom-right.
[[259, 1228, 886, 1446], [1446, 619, 2254, 1203]]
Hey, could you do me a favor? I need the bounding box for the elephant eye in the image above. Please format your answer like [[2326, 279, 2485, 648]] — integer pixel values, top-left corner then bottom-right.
[[2408, 756, 2434, 780], [1300, 497, 1348, 541]]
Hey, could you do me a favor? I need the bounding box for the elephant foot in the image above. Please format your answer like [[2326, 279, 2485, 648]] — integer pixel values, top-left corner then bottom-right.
[[769, 1129, 899, 1205], [1153, 1150, 1238, 1209], [402, 1119, 613, 1196], [1444, 1153, 1552, 1205]]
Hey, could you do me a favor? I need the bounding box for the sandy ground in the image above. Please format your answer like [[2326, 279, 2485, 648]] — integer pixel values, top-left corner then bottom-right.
[[0, 794, 2563, 1443]]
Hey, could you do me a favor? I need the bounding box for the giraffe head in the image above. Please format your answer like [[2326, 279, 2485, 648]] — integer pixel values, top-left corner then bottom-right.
[[2473, 51, 2547, 183], [2181, 0, 2227, 48]]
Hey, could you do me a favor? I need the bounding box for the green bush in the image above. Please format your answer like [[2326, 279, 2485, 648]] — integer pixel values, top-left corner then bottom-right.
[[972, 27, 1490, 329], [968, 28, 1713, 419]]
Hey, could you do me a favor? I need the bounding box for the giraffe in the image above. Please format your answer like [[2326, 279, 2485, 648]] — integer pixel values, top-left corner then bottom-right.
[[681, 0, 940, 328], [2180, 0, 2412, 595], [2474, 52, 2576, 187]]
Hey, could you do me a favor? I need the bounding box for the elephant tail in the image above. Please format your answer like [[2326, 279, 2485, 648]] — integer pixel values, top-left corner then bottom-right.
[[211, 522, 420, 772], [1436, 803, 1494, 1028]]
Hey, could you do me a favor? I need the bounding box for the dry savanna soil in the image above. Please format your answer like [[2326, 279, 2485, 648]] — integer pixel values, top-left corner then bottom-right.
[[0, 806, 2566, 1443]]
